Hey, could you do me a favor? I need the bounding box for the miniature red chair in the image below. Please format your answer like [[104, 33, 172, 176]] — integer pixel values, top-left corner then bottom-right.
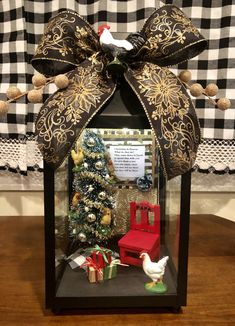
[[118, 201, 160, 267]]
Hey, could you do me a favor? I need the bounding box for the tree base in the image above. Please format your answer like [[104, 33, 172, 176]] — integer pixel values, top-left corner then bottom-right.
[[144, 281, 168, 293]]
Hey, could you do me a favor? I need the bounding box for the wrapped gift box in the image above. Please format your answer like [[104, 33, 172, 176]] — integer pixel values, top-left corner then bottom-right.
[[81, 257, 104, 283], [87, 266, 103, 283], [90, 245, 112, 268], [103, 264, 117, 280]]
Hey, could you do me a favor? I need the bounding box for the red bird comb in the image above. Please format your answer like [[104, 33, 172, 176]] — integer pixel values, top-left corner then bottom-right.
[[98, 24, 110, 36]]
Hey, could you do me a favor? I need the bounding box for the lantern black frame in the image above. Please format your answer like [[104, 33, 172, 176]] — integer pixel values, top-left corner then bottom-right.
[[43, 79, 192, 313]]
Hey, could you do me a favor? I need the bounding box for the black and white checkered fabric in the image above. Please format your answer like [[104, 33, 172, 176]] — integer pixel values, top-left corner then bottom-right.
[[0, 0, 234, 173], [165, 0, 235, 173]]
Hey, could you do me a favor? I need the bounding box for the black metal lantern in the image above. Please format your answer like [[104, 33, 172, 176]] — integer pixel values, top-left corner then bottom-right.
[[43, 77, 191, 313]]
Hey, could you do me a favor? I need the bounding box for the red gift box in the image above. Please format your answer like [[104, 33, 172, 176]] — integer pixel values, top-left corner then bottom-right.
[[81, 257, 103, 283], [91, 246, 112, 268]]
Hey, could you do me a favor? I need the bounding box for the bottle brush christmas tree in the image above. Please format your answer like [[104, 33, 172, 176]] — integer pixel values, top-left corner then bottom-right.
[[69, 130, 116, 245]]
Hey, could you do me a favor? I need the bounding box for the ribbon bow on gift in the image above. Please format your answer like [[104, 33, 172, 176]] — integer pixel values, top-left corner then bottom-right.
[[109, 259, 129, 267], [87, 244, 113, 264], [32, 5, 207, 179], [80, 257, 103, 276]]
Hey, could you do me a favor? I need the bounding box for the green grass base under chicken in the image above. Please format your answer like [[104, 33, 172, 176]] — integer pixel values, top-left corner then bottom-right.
[[144, 281, 168, 293]]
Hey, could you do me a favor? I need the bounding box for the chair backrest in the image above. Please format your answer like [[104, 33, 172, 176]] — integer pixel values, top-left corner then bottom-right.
[[130, 201, 160, 234]]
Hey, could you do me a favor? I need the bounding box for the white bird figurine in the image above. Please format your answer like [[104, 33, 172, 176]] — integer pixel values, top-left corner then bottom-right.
[[98, 24, 134, 52], [98, 24, 134, 74], [140, 252, 169, 292]]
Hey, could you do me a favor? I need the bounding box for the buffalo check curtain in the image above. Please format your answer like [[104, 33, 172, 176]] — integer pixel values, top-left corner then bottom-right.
[[0, 0, 234, 173]]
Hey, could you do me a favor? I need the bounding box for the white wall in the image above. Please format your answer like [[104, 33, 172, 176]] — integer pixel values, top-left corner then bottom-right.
[[0, 191, 44, 216], [191, 192, 235, 221], [190, 172, 235, 221]]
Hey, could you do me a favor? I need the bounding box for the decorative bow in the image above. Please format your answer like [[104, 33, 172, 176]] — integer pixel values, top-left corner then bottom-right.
[[80, 257, 103, 276], [87, 244, 113, 264], [109, 259, 129, 267], [32, 5, 207, 179]]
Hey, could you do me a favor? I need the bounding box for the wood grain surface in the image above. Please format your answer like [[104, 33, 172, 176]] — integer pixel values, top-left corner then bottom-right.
[[0, 214, 234, 325]]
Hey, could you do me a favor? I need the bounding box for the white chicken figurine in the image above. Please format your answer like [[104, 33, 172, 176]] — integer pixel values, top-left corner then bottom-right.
[[98, 24, 134, 74], [98, 24, 134, 51], [140, 252, 169, 293]]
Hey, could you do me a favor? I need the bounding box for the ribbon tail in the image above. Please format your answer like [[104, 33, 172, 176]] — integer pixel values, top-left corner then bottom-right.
[[35, 59, 116, 169], [124, 62, 201, 180]]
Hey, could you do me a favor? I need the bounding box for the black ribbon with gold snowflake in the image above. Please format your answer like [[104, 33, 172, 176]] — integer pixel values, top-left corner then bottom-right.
[[32, 5, 207, 180]]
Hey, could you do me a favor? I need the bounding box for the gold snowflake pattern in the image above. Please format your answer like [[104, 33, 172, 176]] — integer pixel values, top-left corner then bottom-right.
[[35, 63, 113, 166], [135, 64, 189, 119], [127, 62, 200, 179]]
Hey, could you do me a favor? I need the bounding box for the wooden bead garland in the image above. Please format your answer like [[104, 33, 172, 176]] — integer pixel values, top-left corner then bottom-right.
[[205, 83, 219, 97], [189, 83, 204, 97], [178, 70, 231, 110], [54, 74, 69, 89], [32, 73, 47, 87], [0, 67, 231, 117], [0, 101, 9, 115], [6, 86, 22, 99], [27, 89, 43, 103], [178, 70, 192, 83], [217, 98, 231, 111]]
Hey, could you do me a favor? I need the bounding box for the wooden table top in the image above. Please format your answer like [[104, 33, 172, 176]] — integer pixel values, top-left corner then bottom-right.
[[0, 214, 234, 325]]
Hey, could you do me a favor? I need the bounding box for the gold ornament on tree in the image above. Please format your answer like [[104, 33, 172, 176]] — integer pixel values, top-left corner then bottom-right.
[[78, 232, 87, 242], [95, 161, 104, 170], [72, 192, 80, 206], [87, 213, 96, 223], [98, 191, 107, 200]]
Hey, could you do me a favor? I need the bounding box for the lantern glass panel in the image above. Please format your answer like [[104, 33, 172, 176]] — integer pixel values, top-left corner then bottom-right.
[[165, 176, 181, 273], [54, 159, 69, 278], [51, 128, 184, 301]]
